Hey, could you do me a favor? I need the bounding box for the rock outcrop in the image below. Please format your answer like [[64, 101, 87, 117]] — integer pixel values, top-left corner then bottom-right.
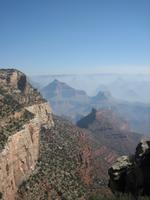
[[0, 69, 53, 200], [108, 140, 150, 198]]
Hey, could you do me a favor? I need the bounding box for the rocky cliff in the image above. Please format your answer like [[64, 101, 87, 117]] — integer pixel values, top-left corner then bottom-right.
[[108, 140, 150, 198], [0, 69, 53, 200]]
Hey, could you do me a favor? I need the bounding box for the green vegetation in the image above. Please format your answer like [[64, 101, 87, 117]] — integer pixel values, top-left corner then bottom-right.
[[0, 89, 22, 118], [0, 80, 39, 151], [17, 116, 88, 200], [0, 109, 34, 151]]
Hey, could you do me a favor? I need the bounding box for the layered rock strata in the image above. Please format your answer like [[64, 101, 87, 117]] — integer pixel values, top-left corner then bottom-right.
[[0, 69, 53, 200]]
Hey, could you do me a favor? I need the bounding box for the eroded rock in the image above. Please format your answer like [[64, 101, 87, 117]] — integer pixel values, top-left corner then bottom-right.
[[108, 140, 150, 197], [0, 69, 53, 200]]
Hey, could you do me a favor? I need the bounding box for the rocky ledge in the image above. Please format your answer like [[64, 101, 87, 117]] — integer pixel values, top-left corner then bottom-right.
[[108, 140, 150, 198]]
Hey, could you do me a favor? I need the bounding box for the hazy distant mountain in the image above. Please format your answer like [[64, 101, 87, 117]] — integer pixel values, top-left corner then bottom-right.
[[102, 78, 150, 103], [91, 93, 150, 135], [42, 79, 89, 100], [41, 79, 90, 121], [31, 73, 150, 103], [115, 101, 150, 136], [91, 90, 115, 108], [41, 79, 150, 135]]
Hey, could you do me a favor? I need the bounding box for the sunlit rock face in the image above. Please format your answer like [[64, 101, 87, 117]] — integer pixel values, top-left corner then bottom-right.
[[0, 69, 53, 200], [108, 140, 150, 198]]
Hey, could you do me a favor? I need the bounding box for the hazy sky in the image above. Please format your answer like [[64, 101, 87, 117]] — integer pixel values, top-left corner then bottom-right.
[[0, 0, 150, 75]]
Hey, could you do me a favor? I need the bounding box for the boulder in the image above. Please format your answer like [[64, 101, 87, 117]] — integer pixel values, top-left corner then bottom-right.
[[108, 140, 150, 197]]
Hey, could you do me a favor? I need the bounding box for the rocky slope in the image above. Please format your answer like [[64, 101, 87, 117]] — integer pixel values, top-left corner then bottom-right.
[[16, 115, 117, 199], [77, 108, 141, 155], [16, 115, 94, 200], [76, 108, 142, 194], [0, 69, 53, 200]]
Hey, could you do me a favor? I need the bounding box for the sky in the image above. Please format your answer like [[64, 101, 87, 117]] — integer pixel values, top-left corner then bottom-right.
[[0, 0, 150, 75]]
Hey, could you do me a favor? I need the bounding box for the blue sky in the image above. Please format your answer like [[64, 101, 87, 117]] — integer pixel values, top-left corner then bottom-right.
[[0, 0, 150, 75]]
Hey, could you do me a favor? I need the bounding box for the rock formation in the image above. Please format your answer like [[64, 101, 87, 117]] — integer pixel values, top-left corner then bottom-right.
[[0, 69, 53, 200], [108, 140, 150, 198]]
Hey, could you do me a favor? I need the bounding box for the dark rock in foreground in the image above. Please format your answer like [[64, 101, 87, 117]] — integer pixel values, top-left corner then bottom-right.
[[108, 140, 150, 198]]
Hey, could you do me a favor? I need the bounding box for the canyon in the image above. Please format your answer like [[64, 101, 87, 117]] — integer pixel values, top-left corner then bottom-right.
[[0, 69, 143, 200], [41, 79, 150, 135]]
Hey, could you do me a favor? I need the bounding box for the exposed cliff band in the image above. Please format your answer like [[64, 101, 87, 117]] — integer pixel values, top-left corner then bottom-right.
[[0, 69, 53, 200]]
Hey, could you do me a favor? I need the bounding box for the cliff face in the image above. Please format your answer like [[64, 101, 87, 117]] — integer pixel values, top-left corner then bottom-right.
[[0, 69, 53, 200]]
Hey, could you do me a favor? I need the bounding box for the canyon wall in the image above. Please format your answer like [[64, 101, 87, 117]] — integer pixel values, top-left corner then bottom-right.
[[0, 69, 53, 200]]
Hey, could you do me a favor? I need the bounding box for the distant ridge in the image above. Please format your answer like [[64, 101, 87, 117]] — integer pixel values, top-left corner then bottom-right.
[[41, 79, 150, 135], [77, 108, 141, 155]]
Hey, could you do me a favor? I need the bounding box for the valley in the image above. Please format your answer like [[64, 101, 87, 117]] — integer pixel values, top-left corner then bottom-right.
[[1, 0, 149, 199], [0, 69, 149, 200]]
